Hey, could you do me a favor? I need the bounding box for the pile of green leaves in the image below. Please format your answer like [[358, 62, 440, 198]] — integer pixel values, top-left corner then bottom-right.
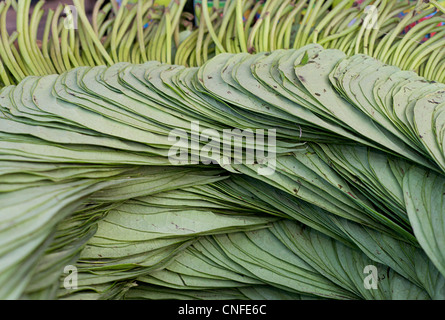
[[1, 41, 445, 300]]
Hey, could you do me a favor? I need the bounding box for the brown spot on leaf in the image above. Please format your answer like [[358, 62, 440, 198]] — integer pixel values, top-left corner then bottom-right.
[[347, 192, 357, 199]]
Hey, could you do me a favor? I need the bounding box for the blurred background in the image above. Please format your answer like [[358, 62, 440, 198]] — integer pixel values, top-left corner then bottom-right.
[[6, 0, 95, 35], [6, 1, 195, 36]]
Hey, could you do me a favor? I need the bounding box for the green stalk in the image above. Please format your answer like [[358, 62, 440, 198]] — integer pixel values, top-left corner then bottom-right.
[[355, 0, 382, 55], [195, 5, 206, 66], [144, 21, 158, 59], [49, 41, 63, 74], [98, 19, 115, 44], [0, 54, 10, 86], [23, 0, 45, 75], [406, 30, 445, 71], [110, 0, 119, 15], [367, 0, 393, 56], [67, 46, 80, 69], [202, 32, 212, 63], [311, 0, 348, 44], [336, 28, 357, 53], [95, 3, 113, 37], [260, 11, 272, 52], [257, 0, 271, 52], [189, 47, 196, 67], [83, 21, 106, 66], [430, 0, 445, 15], [281, 0, 306, 49], [51, 4, 66, 72], [29, 1, 53, 74], [170, 0, 188, 34], [73, 36, 86, 66], [202, 0, 226, 53], [318, 19, 360, 47], [77, 23, 95, 67], [392, 17, 443, 67], [176, 30, 198, 66], [143, 19, 156, 48], [60, 21, 71, 70], [9, 0, 17, 11], [154, 16, 166, 62], [72, 0, 114, 65], [182, 33, 199, 66], [424, 48, 445, 81], [92, 0, 105, 36], [16, 0, 41, 75], [232, 10, 242, 54], [173, 19, 180, 50], [41, 9, 57, 73], [235, 0, 248, 52], [274, 13, 287, 49], [122, 9, 144, 63], [9, 41, 31, 76], [293, 0, 314, 48], [320, 7, 354, 44], [435, 61, 445, 82], [147, 9, 163, 61], [203, 17, 223, 62], [269, 0, 291, 51], [216, 0, 236, 55], [225, 13, 235, 53], [327, 9, 358, 49], [7, 30, 17, 46], [244, 0, 263, 40], [299, 0, 326, 47], [165, 8, 172, 64], [0, 1, 25, 81], [110, 0, 128, 63], [362, 0, 385, 55], [118, 29, 130, 63], [373, 2, 421, 60], [132, 46, 140, 64], [115, 4, 141, 49], [137, 0, 148, 62], [375, 9, 417, 63]]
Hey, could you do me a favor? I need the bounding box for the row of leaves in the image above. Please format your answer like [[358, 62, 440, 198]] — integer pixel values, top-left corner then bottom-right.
[[1, 42, 444, 299]]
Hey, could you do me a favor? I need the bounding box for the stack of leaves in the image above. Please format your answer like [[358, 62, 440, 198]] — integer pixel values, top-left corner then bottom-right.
[[1, 40, 445, 300]]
